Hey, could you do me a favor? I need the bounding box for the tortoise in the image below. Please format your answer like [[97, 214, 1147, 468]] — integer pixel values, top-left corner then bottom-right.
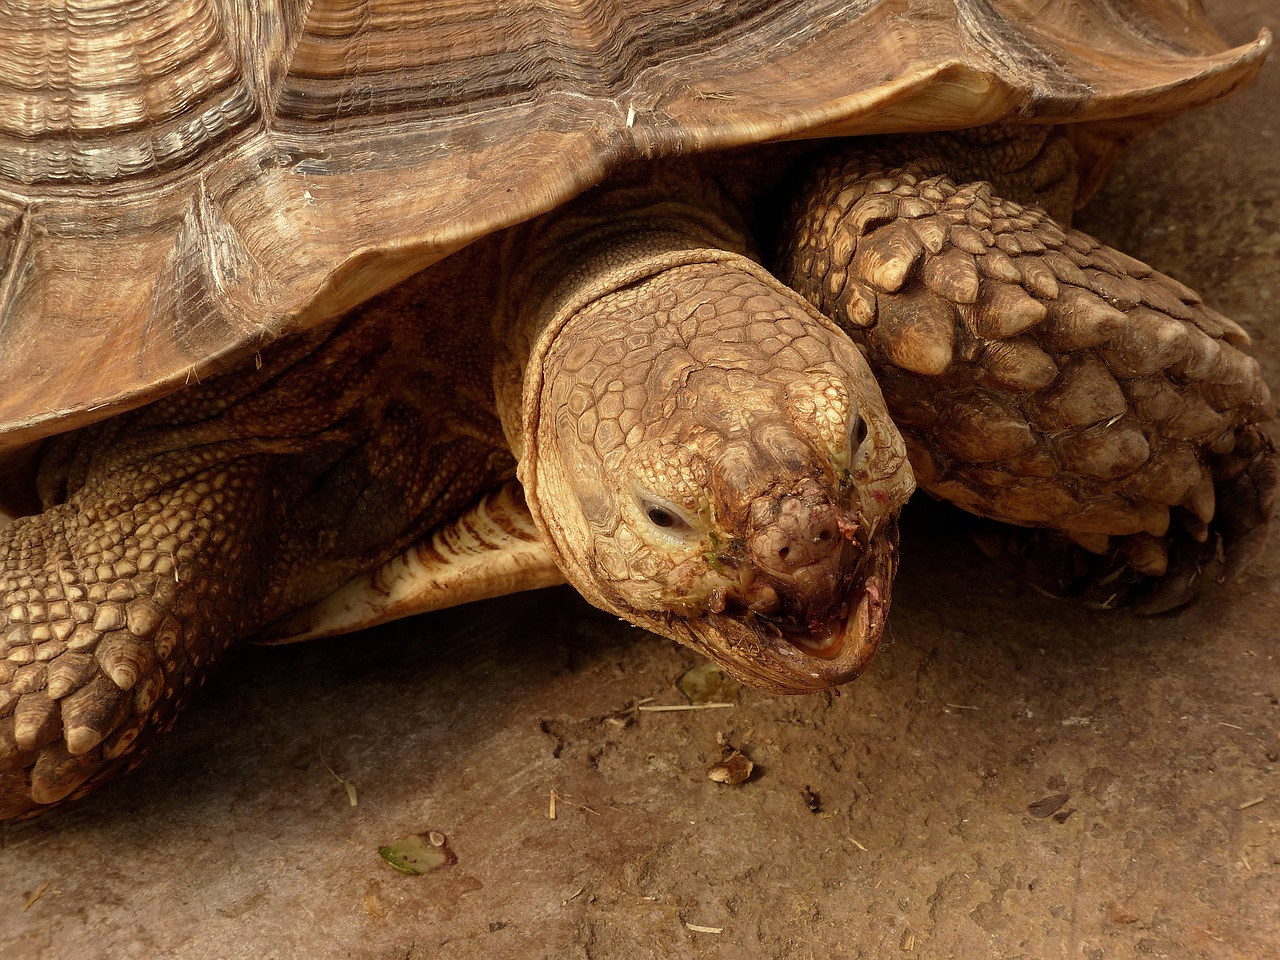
[[0, 1, 1274, 820]]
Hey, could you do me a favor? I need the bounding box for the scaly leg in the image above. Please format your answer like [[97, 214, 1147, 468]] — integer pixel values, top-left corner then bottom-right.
[[780, 130, 1276, 609], [0, 453, 274, 816], [0, 278, 514, 819]]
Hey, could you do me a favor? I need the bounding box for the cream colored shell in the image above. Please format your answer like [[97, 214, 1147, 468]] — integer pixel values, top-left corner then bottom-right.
[[0, 0, 1269, 452]]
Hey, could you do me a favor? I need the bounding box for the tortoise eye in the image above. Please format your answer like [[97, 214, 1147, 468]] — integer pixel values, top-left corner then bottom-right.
[[850, 412, 868, 450], [647, 506, 677, 528], [636, 493, 695, 536]]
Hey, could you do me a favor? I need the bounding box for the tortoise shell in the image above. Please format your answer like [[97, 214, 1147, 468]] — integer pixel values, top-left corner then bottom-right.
[[0, 0, 1268, 454]]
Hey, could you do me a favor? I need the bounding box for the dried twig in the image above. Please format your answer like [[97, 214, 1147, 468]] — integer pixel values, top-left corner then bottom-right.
[[637, 702, 735, 712], [23, 880, 52, 912], [685, 923, 724, 934], [558, 796, 601, 816], [318, 736, 358, 807]]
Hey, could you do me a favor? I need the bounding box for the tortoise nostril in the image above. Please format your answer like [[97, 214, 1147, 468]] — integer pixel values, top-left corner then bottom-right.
[[749, 490, 847, 576]]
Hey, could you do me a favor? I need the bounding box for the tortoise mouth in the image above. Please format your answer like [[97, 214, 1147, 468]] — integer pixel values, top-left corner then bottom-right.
[[691, 520, 899, 694]]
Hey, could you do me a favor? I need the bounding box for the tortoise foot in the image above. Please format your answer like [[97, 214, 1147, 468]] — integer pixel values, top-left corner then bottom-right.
[[780, 138, 1275, 611]]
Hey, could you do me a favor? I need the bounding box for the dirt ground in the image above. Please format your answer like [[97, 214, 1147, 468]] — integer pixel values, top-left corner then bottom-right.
[[3, 3, 1278, 958]]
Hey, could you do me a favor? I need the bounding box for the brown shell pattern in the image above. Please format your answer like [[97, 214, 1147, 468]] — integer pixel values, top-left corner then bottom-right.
[[0, 0, 1269, 452]]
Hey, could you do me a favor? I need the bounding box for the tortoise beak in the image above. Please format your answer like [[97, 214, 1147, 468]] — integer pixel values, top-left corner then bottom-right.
[[674, 516, 899, 694]]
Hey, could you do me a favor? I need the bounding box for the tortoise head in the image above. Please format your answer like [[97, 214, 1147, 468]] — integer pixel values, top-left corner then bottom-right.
[[521, 258, 915, 693]]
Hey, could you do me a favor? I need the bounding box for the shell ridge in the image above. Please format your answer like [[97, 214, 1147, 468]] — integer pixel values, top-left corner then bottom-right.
[[956, 0, 1095, 97], [0, 196, 32, 349], [0, 0, 262, 186], [0, 0, 1272, 452], [256, 0, 318, 118]]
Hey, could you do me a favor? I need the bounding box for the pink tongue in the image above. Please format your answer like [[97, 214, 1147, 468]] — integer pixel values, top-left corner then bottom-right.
[[787, 607, 847, 658]]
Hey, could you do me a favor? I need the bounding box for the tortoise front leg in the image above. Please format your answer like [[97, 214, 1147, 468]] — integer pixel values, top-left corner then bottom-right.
[[0, 284, 515, 819], [0, 453, 272, 818], [780, 135, 1276, 608]]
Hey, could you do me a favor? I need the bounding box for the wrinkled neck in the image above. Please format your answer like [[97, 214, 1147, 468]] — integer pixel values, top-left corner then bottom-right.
[[490, 165, 759, 464]]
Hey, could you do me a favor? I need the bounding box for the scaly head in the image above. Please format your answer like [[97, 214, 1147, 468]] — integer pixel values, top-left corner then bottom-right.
[[521, 257, 915, 692]]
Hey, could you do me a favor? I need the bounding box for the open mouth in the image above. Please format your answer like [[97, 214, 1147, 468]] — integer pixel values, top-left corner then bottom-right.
[[690, 521, 900, 693], [775, 538, 891, 660]]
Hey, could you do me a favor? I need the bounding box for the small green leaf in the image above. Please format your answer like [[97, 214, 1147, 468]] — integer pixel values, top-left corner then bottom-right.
[[378, 832, 456, 875], [677, 663, 739, 705]]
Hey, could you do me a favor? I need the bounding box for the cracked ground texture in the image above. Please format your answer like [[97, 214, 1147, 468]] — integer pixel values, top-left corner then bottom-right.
[[2, 0, 1277, 957]]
